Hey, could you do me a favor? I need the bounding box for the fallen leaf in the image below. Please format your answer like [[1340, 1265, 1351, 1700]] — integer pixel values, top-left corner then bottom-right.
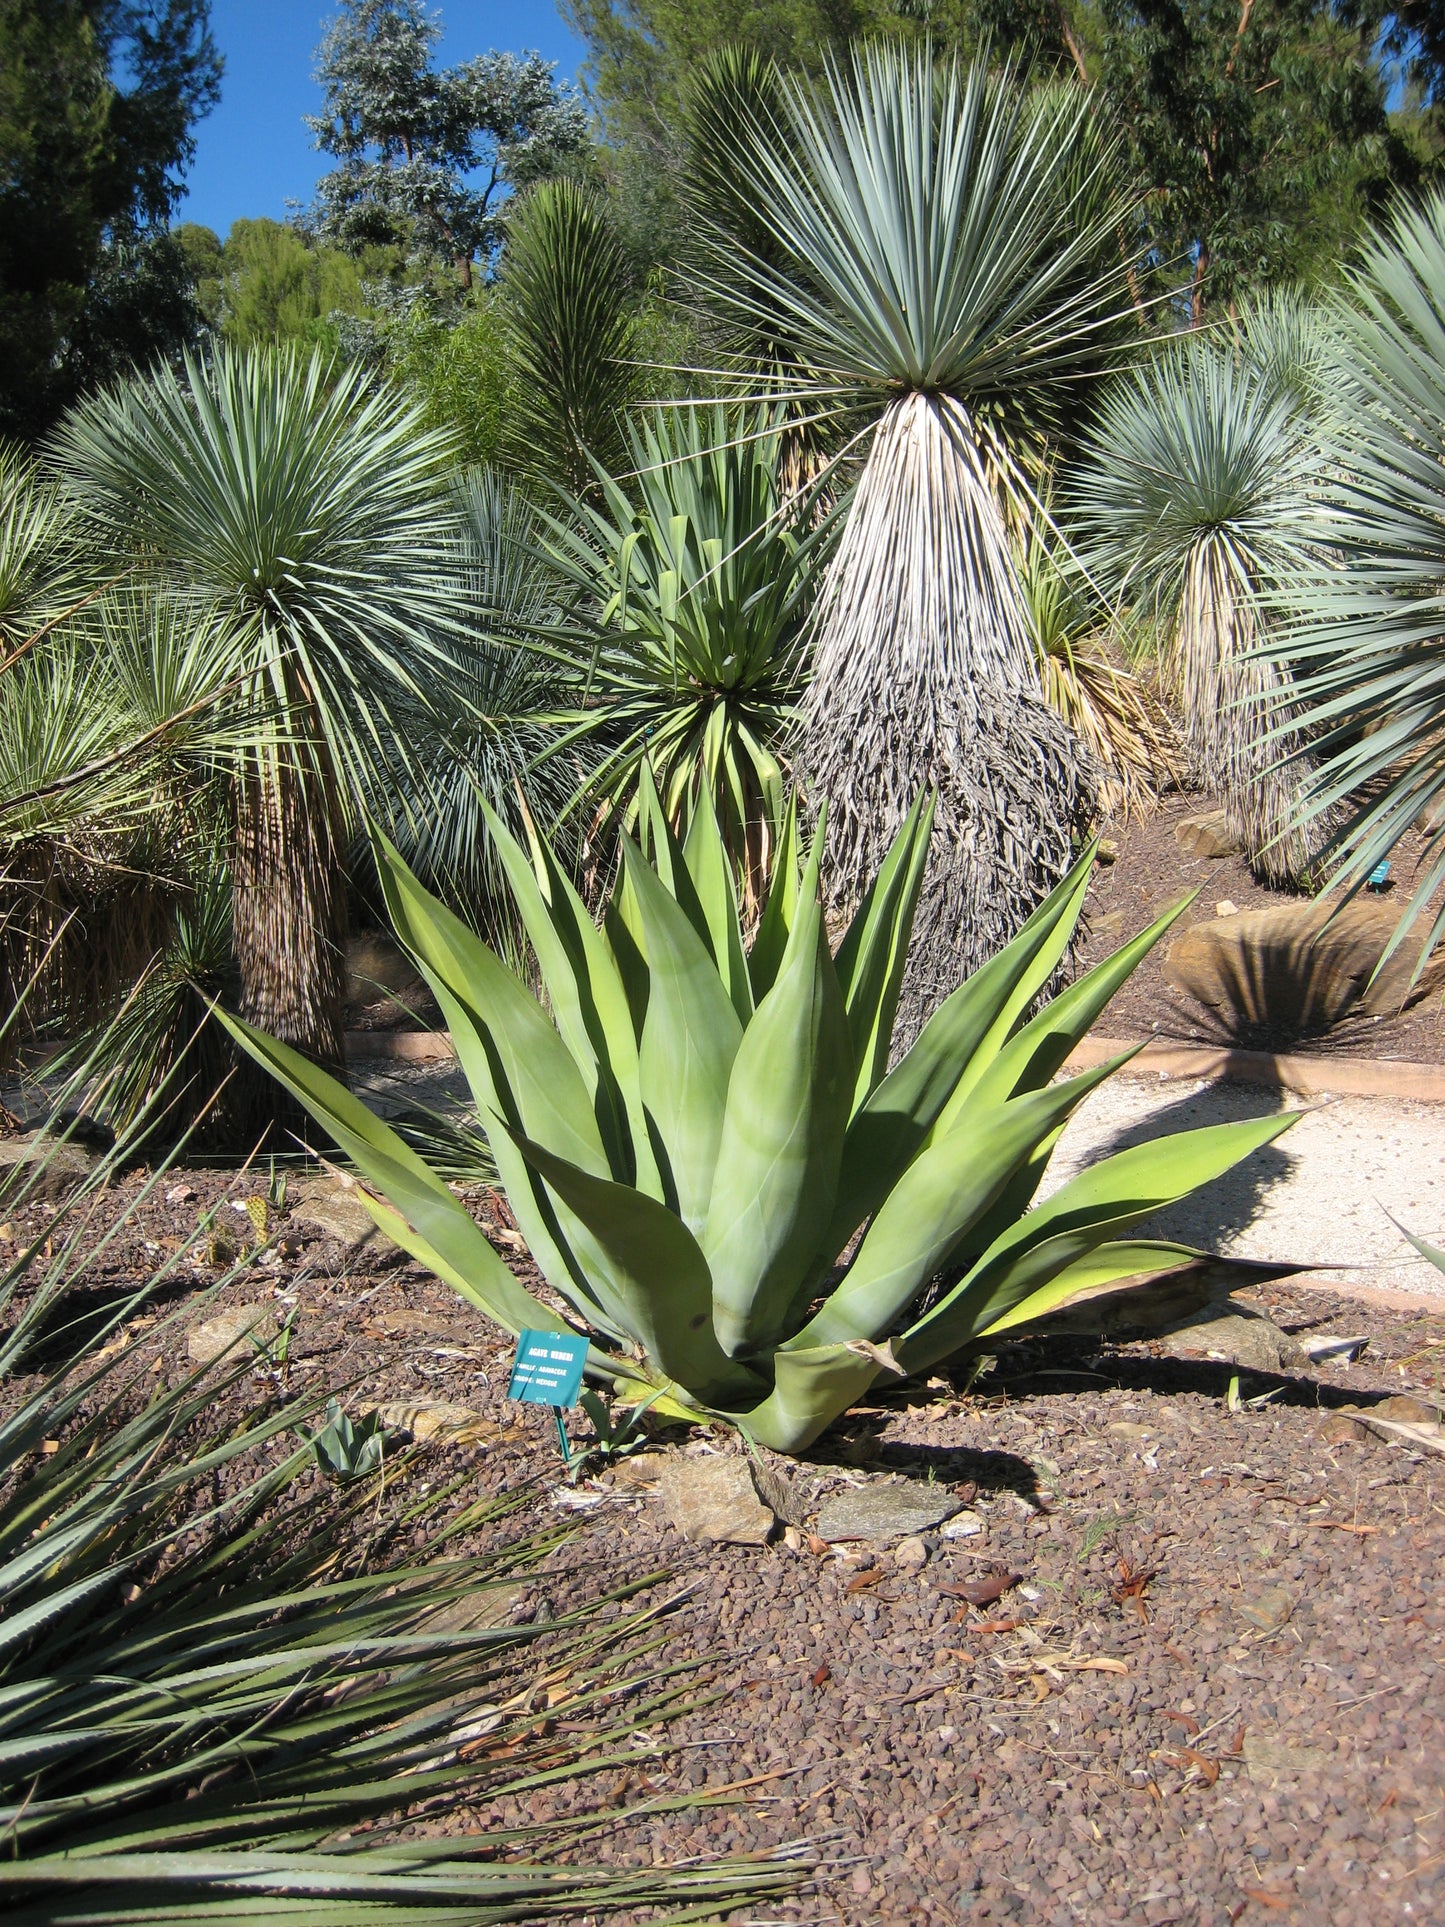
[[811, 1664, 831, 1688], [845, 1568, 885, 1595], [1239, 1888, 1291, 1910], [1310, 1519, 1380, 1537], [1110, 1558, 1155, 1622], [1161, 1746, 1219, 1786], [1030, 1674, 1050, 1702], [965, 1616, 1022, 1636], [806, 1532, 830, 1556], [1056, 1655, 1128, 1675], [960, 1568, 1022, 1608], [938, 1647, 976, 1664], [1162, 1708, 1201, 1735]]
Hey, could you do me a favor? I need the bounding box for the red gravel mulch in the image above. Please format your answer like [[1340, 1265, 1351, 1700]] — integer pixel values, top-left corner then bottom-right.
[[20, 1162, 1443, 1926]]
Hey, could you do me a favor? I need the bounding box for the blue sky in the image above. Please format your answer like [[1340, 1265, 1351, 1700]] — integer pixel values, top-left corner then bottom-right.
[[176, 1, 587, 237]]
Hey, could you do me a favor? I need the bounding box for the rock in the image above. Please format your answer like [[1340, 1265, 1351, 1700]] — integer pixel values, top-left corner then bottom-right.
[[1090, 908, 1131, 945], [1096, 838, 1118, 865], [1106, 1421, 1153, 1440], [1242, 1735, 1333, 1784], [370, 1398, 487, 1443], [1158, 1308, 1309, 1374], [894, 1535, 929, 1569], [1374, 1392, 1444, 1423], [186, 1302, 277, 1363], [941, 1510, 985, 1540], [165, 1181, 197, 1205], [1316, 1410, 1376, 1445], [1215, 900, 1238, 918], [655, 1454, 775, 1546], [1235, 1585, 1295, 1634], [0, 1135, 99, 1202], [1163, 897, 1445, 1032], [1174, 809, 1240, 858], [606, 1453, 665, 1489], [814, 1478, 963, 1545], [346, 931, 423, 1003], [289, 1179, 380, 1250]]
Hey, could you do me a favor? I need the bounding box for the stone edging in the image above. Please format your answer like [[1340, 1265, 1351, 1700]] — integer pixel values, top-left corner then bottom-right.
[[346, 1025, 1445, 1101], [1064, 1033, 1445, 1102]]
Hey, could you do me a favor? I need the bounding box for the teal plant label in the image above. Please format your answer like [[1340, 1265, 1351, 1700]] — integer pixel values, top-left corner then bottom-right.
[[507, 1329, 588, 1407]]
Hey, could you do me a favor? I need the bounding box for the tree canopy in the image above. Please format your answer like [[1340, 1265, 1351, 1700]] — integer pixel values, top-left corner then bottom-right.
[[308, 0, 591, 282], [0, 0, 221, 438]]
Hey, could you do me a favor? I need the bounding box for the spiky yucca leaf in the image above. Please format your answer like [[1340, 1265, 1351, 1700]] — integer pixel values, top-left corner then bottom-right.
[[226, 784, 1298, 1455]]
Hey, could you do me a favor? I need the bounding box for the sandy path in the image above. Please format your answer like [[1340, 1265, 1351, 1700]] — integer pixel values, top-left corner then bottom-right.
[[1045, 1070, 1445, 1303]]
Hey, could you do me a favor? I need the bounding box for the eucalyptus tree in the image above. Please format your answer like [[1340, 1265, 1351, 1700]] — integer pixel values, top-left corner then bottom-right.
[[1072, 300, 1333, 886], [50, 346, 467, 1132], [694, 44, 1137, 1008], [1267, 190, 1445, 960]]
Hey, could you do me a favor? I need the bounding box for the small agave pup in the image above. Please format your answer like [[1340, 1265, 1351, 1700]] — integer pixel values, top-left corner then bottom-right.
[[224, 781, 1294, 1455]]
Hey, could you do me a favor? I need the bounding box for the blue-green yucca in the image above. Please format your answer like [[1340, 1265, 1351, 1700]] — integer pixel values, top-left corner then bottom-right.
[[226, 781, 1293, 1455]]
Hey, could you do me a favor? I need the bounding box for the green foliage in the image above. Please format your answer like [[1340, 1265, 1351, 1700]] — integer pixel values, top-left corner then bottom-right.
[[385, 293, 515, 466], [540, 405, 823, 881], [0, 1, 221, 437], [308, 0, 590, 278], [1094, 0, 1403, 318], [226, 783, 1295, 1456], [0, 1125, 798, 1919], [1271, 188, 1445, 965], [212, 216, 369, 346]]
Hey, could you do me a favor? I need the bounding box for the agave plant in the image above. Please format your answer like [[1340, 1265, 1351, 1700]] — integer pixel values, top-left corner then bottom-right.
[[226, 777, 1293, 1457], [0, 1110, 797, 1920], [540, 405, 824, 895], [694, 45, 1138, 1006], [1072, 307, 1333, 885]]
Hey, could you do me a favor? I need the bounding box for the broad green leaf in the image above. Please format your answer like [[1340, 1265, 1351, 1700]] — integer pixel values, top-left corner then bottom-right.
[[747, 790, 800, 1000], [218, 1014, 557, 1338], [832, 789, 935, 1111], [972, 1240, 1305, 1338], [949, 891, 1193, 1123], [634, 758, 713, 950], [499, 1124, 764, 1405], [821, 842, 1100, 1257], [683, 788, 753, 1023], [795, 1052, 1129, 1350], [703, 891, 853, 1359], [727, 1342, 884, 1453], [899, 1112, 1296, 1372], [623, 835, 744, 1235]]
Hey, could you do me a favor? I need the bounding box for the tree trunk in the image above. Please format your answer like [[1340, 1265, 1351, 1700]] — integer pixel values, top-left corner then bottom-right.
[[228, 754, 348, 1147]]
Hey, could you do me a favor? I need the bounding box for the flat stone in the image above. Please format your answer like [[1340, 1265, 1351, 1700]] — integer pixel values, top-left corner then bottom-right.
[[1241, 1735, 1333, 1784], [1106, 1421, 1153, 1439], [289, 1179, 379, 1249], [1158, 1309, 1309, 1374], [1163, 898, 1445, 1032], [0, 1135, 99, 1202], [186, 1302, 277, 1363], [1316, 1410, 1377, 1445], [1174, 809, 1240, 858], [370, 1398, 486, 1443], [1235, 1585, 1295, 1634], [814, 1479, 963, 1545], [941, 1510, 985, 1539], [893, 1535, 929, 1568], [655, 1454, 775, 1546]]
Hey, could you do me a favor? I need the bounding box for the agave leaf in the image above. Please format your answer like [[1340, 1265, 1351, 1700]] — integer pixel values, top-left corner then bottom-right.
[[497, 1123, 762, 1405], [634, 758, 713, 951], [832, 788, 936, 1112], [727, 1342, 884, 1454], [898, 1113, 1295, 1373], [747, 789, 801, 1000], [972, 1240, 1299, 1338], [703, 889, 853, 1359], [795, 1052, 1132, 1351], [624, 836, 744, 1237], [822, 841, 1099, 1256], [371, 834, 640, 1330], [217, 1014, 556, 1338], [683, 789, 754, 1024]]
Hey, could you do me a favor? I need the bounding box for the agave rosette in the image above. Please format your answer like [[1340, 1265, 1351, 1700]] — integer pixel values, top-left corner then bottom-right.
[[226, 781, 1293, 1453]]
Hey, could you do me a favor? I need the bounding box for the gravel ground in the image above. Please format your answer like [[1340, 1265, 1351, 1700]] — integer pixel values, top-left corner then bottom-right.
[[21, 1159, 1441, 1927]]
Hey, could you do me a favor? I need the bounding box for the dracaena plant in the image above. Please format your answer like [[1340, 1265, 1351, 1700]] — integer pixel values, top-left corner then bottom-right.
[[225, 779, 1293, 1456]]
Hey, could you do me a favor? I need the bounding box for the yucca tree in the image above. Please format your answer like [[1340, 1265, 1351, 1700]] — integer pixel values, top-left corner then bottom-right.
[[540, 405, 824, 895], [1267, 190, 1445, 958], [1072, 308, 1332, 886], [696, 45, 1138, 1010], [49, 347, 467, 1132], [0, 442, 87, 649]]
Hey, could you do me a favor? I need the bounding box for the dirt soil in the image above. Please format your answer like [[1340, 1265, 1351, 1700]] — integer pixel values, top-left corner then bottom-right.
[[1078, 793, 1445, 1062], [22, 1159, 1444, 1926]]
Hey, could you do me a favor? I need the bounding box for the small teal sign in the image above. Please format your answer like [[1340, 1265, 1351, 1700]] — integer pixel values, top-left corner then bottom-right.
[[507, 1329, 588, 1408], [1367, 861, 1392, 889]]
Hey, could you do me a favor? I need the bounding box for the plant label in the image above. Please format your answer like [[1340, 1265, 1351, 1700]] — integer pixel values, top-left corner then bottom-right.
[[507, 1329, 588, 1408]]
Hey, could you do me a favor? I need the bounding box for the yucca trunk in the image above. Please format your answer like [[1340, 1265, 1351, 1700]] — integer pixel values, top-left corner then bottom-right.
[[802, 392, 1089, 1032], [1179, 551, 1324, 888], [230, 752, 347, 1141]]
